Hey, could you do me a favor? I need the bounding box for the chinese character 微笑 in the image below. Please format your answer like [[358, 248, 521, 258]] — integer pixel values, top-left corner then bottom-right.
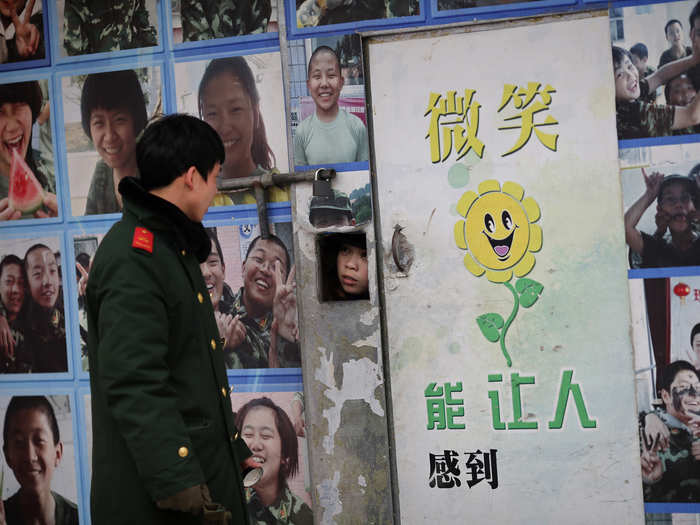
[[425, 90, 485, 164], [498, 82, 558, 157], [425, 381, 465, 430]]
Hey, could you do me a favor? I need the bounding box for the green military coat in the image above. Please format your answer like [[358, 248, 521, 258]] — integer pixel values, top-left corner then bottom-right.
[[86, 177, 251, 524]]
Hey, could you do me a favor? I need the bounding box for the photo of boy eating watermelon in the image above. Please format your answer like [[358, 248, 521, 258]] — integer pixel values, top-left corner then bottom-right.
[[0, 79, 57, 221]]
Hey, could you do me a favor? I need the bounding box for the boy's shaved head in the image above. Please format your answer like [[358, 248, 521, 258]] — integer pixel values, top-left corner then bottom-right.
[[308, 46, 341, 77]]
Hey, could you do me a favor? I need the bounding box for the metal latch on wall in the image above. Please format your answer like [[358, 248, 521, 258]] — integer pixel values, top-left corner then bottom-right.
[[217, 168, 336, 238]]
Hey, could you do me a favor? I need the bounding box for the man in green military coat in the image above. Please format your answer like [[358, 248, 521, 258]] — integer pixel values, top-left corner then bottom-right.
[[86, 114, 251, 524]]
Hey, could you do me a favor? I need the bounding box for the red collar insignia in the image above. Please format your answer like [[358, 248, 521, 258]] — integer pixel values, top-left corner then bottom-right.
[[132, 227, 154, 253]]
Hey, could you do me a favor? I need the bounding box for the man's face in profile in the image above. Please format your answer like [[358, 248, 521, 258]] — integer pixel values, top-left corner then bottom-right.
[[26, 248, 59, 310]]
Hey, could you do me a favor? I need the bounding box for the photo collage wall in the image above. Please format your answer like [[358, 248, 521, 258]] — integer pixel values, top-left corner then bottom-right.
[[0, 0, 685, 523]]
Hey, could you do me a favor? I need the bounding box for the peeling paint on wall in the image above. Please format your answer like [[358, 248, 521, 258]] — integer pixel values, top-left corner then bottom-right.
[[318, 471, 342, 524], [315, 348, 385, 454]]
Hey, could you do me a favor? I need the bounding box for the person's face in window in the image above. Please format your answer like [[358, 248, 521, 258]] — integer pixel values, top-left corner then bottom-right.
[[4, 408, 63, 497], [26, 248, 59, 310], [242, 240, 287, 315], [89, 108, 138, 172], [337, 243, 368, 296], [241, 406, 283, 492], [0, 101, 31, 177], [200, 72, 256, 178], [200, 243, 225, 310], [0, 262, 24, 320], [614, 55, 640, 102], [659, 182, 695, 234]]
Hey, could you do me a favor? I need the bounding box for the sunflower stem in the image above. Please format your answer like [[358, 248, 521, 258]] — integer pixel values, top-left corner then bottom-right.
[[499, 282, 519, 367]]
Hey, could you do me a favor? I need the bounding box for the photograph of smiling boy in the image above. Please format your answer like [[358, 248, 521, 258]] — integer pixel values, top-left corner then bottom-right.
[[293, 42, 369, 167], [0, 395, 78, 525], [619, 142, 700, 268], [231, 392, 312, 525], [62, 67, 161, 216], [0, 79, 57, 222], [58, 0, 158, 57], [0, 0, 45, 64], [0, 236, 67, 374], [202, 225, 299, 369], [174, 52, 289, 206]]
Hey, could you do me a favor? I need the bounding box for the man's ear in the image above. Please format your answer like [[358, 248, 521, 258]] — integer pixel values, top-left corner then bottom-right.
[[182, 166, 199, 190], [661, 389, 671, 407]]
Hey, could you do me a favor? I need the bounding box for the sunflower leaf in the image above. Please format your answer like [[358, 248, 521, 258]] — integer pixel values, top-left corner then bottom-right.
[[515, 278, 543, 308], [476, 313, 504, 342]]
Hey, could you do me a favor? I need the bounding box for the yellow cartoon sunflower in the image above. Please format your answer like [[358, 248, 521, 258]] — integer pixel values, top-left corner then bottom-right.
[[454, 180, 542, 283]]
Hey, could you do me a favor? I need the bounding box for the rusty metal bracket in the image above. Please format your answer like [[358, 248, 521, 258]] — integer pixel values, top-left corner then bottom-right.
[[217, 169, 336, 238]]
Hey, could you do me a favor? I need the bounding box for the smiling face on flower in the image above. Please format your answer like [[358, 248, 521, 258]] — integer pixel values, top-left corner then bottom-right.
[[455, 180, 542, 283]]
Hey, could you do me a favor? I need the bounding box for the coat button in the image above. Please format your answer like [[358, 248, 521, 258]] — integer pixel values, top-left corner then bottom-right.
[[197, 293, 204, 303], [234, 431, 239, 440], [221, 387, 227, 397], [181, 250, 186, 256], [178, 446, 189, 458], [210, 339, 216, 350]]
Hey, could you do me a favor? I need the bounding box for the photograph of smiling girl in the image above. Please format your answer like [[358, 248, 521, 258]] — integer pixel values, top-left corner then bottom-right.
[[619, 141, 700, 269], [0, 235, 68, 375], [231, 391, 313, 525], [610, 0, 700, 140], [61, 66, 161, 216], [0, 78, 57, 222], [291, 34, 369, 167], [203, 223, 300, 369], [0, 394, 79, 524], [174, 52, 289, 207]]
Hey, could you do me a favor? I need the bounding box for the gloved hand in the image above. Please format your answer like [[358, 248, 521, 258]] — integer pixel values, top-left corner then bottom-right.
[[156, 484, 212, 514]]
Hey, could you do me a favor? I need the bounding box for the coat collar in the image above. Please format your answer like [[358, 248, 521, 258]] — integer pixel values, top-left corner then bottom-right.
[[118, 177, 211, 263]]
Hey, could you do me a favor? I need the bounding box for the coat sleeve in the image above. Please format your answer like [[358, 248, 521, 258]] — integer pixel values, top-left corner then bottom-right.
[[92, 249, 205, 501]]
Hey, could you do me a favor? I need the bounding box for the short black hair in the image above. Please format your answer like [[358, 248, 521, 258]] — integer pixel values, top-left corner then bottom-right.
[[657, 174, 697, 204], [80, 69, 148, 140], [244, 234, 290, 279], [0, 80, 42, 124], [665, 19, 683, 36], [135, 114, 224, 191], [692, 323, 700, 347], [235, 397, 299, 486], [3, 396, 60, 446], [630, 43, 648, 60], [664, 74, 695, 105], [612, 46, 632, 70], [691, 1, 700, 30], [24, 243, 52, 265], [659, 360, 698, 394], [198, 56, 275, 170], [307, 45, 341, 77], [0, 254, 23, 280], [205, 227, 224, 265]]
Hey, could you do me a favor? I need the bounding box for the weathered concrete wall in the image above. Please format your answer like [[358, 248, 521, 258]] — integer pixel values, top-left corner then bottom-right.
[[292, 186, 394, 524]]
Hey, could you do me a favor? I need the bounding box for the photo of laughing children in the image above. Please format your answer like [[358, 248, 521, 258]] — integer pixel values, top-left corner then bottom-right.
[[293, 44, 369, 166], [0, 79, 57, 221], [624, 170, 700, 268]]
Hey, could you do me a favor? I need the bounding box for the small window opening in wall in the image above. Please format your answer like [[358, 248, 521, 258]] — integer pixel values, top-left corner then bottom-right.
[[318, 232, 369, 302]]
